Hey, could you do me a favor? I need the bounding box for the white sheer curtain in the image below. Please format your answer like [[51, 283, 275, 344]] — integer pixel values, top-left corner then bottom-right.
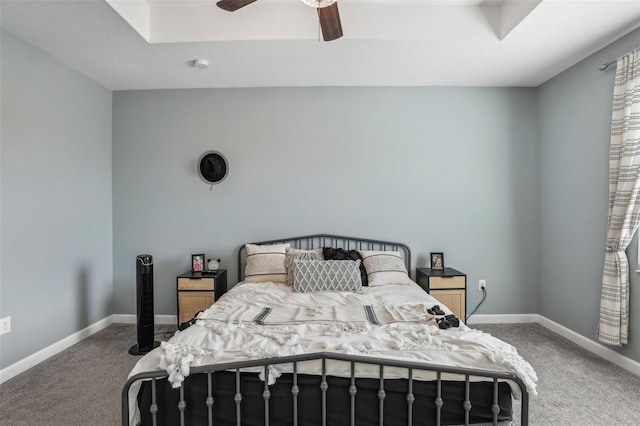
[[597, 47, 640, 347]]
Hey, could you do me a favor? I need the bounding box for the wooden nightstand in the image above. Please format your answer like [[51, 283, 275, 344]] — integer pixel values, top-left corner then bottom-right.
[[176, 270, 227, 325], [416, 268, 467, 321]]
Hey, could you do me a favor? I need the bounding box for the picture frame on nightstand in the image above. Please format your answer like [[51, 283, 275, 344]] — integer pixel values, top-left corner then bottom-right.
[[430, 252, 444, 270], [191, 253, 205, 272]]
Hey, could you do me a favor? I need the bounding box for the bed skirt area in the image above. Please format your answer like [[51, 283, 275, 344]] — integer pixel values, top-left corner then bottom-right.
[[136, 371, 513, 426]]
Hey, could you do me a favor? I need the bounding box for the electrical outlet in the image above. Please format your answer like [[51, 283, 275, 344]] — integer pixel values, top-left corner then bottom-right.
[[0, 317, 11, 336], [479, 280, 487, 291]]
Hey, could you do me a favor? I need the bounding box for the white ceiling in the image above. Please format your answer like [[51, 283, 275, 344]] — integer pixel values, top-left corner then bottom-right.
[[1, 0, 639, 90]]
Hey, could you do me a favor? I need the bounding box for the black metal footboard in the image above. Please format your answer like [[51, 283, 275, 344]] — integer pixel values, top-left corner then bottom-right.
[[122, 352, 528, 426]]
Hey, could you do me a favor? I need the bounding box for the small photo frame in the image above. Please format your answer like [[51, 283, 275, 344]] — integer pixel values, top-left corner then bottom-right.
[[191, 253, 205, 272], [430, 252, 444, 271]]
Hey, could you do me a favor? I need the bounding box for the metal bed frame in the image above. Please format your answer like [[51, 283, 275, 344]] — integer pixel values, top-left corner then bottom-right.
[[123, 352, 529, 426], [122, 234, 529, 426]]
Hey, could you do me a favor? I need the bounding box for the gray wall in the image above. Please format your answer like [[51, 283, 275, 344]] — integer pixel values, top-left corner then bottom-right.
[[0, 31, 113, 369], [4, 23, 639, 371], [112, 87, 540, 320], [538, 27, 640, 362]]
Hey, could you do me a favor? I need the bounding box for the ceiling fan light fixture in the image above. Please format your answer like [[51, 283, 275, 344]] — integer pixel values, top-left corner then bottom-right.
[[300, 0, 337, 9]]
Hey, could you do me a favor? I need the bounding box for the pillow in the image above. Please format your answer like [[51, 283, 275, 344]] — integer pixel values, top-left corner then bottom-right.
[[293, 259, 362, 293], [285, 247, 323, 287], [322, 247, 368, 286], [359, 250, 413, 286], [244, 243, 290, 283]]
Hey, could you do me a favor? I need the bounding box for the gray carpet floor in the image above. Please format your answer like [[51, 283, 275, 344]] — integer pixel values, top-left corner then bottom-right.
[[0, 323, 638, 425]]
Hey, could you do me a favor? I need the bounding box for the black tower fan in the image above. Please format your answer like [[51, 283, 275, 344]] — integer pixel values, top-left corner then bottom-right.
[[129, 254, 160, 355]]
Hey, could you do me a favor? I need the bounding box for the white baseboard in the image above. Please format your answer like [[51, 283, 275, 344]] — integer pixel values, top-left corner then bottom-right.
[[466, 313, 539, 325], [0, 316, 113, 384], [537, 315, 640, 377], [0, 314, 177, 384], [112, 314, 177, 325], [468, 313, 640, 377]]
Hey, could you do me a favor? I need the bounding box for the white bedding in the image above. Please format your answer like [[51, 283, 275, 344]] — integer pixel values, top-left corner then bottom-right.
[[128, 280, 537, 424]]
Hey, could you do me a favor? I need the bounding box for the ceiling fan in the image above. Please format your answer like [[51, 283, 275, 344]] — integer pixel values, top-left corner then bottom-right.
[[216, 0, 343, 41]]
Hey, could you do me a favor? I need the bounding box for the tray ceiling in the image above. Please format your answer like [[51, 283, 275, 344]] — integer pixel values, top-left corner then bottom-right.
[[1, 0, 639, 90]]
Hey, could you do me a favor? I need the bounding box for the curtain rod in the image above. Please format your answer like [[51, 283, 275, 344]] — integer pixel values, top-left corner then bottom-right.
[[599, 60, 616, 71]]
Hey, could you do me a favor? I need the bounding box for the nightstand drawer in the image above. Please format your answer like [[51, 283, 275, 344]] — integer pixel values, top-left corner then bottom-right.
[[178, 277, 214, 291], [429, 276, 465, 290]]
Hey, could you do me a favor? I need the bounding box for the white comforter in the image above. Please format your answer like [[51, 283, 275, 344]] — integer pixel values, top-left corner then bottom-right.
[[128, 281, 537, 424]]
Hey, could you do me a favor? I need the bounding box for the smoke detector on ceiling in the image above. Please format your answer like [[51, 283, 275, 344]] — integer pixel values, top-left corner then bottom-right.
[[192, 59, 209, 69]]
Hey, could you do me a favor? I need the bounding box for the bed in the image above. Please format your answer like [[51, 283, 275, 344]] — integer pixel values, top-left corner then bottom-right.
[[123, 234, 536, 426]]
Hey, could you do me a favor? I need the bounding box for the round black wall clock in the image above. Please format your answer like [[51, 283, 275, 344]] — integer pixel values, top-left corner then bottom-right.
[[198, 151, 228, 185]]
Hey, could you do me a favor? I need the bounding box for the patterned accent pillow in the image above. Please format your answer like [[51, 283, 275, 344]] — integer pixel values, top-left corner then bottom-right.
[[285, 247, 323, 287], [293, 259, 362, 293], [359, 250, 413, 286], [322, 247, 368, 286], [244, 243, 290, 283]]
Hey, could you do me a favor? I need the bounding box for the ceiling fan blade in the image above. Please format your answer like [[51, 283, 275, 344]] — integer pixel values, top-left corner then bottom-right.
[[317, 3, 343, 41], [216, 0, 259, 12]]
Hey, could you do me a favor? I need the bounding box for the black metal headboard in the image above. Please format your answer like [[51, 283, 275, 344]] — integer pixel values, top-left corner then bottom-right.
[[237, 233, 411, 282]]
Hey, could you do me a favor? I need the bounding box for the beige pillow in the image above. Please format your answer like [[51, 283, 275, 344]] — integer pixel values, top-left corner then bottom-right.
[[244, 243, 290, 283], [359, 250, 412, 286]]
